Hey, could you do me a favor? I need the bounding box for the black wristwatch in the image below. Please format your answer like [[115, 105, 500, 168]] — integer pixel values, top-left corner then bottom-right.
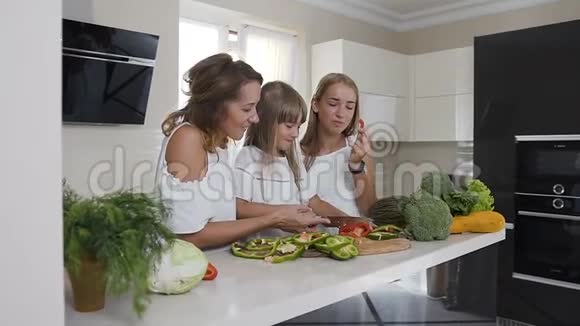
[[348, 161, 366, 174]]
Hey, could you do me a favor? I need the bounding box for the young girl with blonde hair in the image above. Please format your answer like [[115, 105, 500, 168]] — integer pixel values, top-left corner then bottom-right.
[[301, 73, 377, 217], [234, 81, 343, 237]]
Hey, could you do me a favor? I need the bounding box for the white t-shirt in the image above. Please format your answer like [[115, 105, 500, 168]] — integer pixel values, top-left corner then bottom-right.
[[155, 123, 236, 236], [234, 145, 315, 238], [305, 136, 362, 217]]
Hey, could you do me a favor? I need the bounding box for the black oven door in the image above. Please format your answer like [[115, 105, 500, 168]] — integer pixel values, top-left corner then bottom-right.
[[514, 210, 580, 290], [515, 137, 580, 196]]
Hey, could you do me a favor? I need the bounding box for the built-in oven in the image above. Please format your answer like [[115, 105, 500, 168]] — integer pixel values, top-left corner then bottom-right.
[[513, 135, 580, 290]]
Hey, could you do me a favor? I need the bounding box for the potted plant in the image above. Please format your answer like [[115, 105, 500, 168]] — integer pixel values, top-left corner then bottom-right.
[[63, 182, 175, 317]]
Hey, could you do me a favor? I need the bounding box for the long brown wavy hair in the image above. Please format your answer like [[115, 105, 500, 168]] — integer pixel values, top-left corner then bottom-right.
[[300, 73, 360, 170], [161, 53, 263, 152], [244, 81, 307, 189]]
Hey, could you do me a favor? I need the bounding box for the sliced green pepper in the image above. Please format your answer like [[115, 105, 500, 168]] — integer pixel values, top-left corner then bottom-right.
[[292, 232, 330, 246], [344, 244, 359, 256], [264, 243, 305, 263], [325, 236, 354, 250], [279, 236, 295, 244], [245, 238, 278, 251], [314, 242, 331, 254], [367, 231, 398, 241], [372, 225, 403, 233], [314, 235, 353, 253], [330, 244, 359, 261], [231, 241, 278, 259]]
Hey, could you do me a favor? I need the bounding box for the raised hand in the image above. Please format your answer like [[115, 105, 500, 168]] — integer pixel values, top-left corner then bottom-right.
[[349, 126, 371, 168]]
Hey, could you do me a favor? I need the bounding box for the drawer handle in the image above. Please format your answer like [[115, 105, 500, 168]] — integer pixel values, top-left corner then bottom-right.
[[518, 210, 580, 221]]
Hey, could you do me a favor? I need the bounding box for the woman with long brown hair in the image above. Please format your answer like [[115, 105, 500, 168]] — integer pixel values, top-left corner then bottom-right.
[[234, 81, 345, 238], [155, 54, 328, 250], [301, 73, 377, 217]]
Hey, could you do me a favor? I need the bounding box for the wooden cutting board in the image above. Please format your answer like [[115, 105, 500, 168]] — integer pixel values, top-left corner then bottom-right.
[[302, 238, 412, 258], [353, 237, 411, 256]]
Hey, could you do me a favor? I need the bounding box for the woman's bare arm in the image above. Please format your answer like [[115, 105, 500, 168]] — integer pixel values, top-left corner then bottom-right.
[[178, 215, 278, 249], [308, 195, 348, 217]]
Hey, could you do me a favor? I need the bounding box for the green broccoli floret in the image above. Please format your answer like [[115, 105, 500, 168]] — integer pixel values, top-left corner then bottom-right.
[[420, 171, 455, 198], [404, 191, 453, 241]]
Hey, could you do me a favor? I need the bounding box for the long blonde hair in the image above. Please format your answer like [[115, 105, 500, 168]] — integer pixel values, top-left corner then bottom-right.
[[300, 73, 360, 170], [161, 53, 263, 152], [244, 81, 307, 189]]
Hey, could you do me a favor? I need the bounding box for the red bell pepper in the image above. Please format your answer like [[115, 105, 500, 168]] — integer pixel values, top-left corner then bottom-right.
[[339, 222, 372, 237], [203, 262, 218, 281]]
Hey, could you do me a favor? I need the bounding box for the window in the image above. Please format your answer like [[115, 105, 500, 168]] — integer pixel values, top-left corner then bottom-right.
[[179, 19, 298, 95], [178, 19, 223, 108], [239, 26, 297, 85], [178, 19, 299, 148]]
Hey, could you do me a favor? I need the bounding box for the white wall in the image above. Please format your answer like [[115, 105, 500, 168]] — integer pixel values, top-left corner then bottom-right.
[[0, 0, 64, 325], [62, 0, 179, 196]]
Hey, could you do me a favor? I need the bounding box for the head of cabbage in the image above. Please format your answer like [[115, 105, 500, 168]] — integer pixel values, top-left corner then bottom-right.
[[148, 239, 208, 295]]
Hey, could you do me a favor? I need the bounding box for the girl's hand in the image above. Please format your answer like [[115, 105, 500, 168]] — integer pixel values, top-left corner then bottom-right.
[[349, 127, 371, 166], [273, 205, 330, 233]]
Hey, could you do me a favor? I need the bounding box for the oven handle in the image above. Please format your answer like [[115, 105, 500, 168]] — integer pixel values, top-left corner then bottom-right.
[[513, 273, 580, 291], [517, 210, 580, 222]]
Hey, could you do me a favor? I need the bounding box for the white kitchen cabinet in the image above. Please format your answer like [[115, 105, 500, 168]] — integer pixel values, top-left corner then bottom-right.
[[412, 46, 474, 141], [414, 47, 473, 98], [359, 92, 410, 141], [343, 41, 408, 97], [312, 40, 474, 142], [311, 39, 409, 97], [414, 94, 473, 142]]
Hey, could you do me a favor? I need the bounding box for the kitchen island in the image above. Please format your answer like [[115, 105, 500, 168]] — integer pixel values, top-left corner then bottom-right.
[[65, 230, 505, 326]]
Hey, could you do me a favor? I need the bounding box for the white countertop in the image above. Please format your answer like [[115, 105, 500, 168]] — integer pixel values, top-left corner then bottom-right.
[[65, 231, 505, 326]]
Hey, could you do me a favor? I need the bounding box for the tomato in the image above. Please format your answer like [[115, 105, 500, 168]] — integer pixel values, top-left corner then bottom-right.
[[203, 262, 218, 281], [339, 222, 372, 237], [359, 119, 365, 129]]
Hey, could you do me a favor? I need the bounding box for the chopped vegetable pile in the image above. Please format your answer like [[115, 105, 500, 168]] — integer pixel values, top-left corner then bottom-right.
[[231, 231, 361, 263]]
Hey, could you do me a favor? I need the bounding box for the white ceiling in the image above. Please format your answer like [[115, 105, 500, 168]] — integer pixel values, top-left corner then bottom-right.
[[366, 0, 476, 15], [297, 0, 560, 31]]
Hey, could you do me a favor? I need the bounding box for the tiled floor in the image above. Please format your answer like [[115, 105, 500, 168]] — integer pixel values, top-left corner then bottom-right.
[[279, 282, 496, 326], [281, 294, 377, 324]]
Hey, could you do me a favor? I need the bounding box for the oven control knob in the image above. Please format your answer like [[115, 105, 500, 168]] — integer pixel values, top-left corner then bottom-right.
[[553, 184, 565, 195], [552, 198, 565, 210]]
